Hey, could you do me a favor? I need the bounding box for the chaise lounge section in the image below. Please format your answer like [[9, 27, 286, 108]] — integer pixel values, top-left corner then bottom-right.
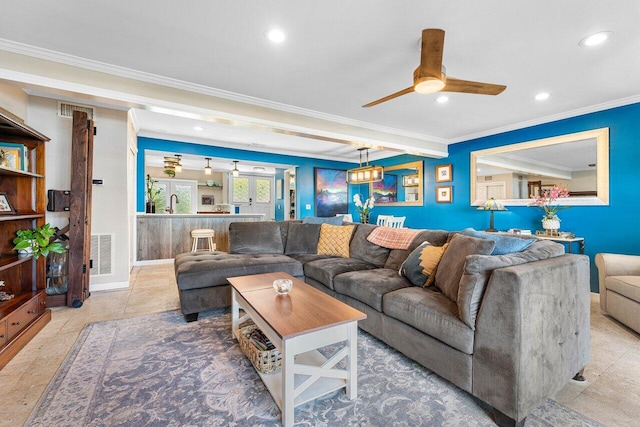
[[174, 220, 590, 426]]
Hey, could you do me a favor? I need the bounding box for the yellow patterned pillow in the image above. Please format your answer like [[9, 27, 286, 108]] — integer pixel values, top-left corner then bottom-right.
[[317, 224, 355, 258]]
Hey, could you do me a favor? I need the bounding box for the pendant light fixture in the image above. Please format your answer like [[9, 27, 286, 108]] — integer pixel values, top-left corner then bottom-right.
[[346, 148, 384, 184], [204, 157, 212, 175], [232, 161, 240, 177], [163, 156, 181, 173]]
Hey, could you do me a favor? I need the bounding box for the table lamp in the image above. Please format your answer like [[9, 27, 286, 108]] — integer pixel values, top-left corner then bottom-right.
[[477, 198, 507, 232]]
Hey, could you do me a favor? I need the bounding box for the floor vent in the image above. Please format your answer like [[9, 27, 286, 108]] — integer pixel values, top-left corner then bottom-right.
[[58, 101, 95, 120], [90, 234, 113, 276]]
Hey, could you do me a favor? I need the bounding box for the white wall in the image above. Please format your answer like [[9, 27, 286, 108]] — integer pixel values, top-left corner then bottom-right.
[[0, 81, 28, 121], [27, 96, 130, 291]]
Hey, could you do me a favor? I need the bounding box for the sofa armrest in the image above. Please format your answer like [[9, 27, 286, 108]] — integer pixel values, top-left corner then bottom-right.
[[595, 252, 640, 280], [472, 254, 590, 423]]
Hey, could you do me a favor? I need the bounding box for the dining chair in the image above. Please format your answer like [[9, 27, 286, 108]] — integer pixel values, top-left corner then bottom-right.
[[385, 216, 406, 228], [376, 215, 393, 226]]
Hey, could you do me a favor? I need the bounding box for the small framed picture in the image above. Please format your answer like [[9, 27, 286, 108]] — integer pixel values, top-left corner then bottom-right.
[[435, 164, 452, 182], [201, 195, 215, 205], [436, 186, 452, 203], [0, 192, 15, 214]]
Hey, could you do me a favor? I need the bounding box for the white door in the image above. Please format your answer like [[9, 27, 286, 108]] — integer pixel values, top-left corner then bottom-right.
[[154, 179, 198, 214], [230, 174, 274, 219], [477, 181, 506, 201]]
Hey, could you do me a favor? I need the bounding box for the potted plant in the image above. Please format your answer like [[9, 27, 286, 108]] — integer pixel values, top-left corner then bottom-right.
[[146, 174, 161, 213], [12, 223, 67, 259], [353, 194, 375, 224]]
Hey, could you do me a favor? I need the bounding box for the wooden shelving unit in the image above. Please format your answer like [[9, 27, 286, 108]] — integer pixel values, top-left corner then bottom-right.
[[0, 108, 50, 370]]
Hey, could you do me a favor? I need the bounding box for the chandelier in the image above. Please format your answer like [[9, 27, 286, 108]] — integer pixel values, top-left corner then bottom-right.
[[346, 148, 384, 184]]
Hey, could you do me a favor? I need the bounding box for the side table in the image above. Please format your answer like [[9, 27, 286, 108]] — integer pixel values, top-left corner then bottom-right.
[[534, 235, 585, 254]]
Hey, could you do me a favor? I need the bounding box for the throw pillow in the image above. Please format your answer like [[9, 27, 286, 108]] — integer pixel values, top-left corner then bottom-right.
[[317, 224, 355, 258], [457, 240, 566, 329], [434, 234, 496, 302], [399, 242, 448, 287], [302, 216, 343, 225], [284, 223, 321, 254], [461, 228, 535, 255]]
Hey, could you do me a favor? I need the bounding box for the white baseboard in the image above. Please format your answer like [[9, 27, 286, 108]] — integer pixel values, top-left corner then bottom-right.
[[91, 281, 130, 292], [134, 258, 174, 266]]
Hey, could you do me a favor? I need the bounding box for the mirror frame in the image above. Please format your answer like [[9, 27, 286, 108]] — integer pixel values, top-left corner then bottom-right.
[[470, 128, 609, 206], [370, 160, 424, 207]]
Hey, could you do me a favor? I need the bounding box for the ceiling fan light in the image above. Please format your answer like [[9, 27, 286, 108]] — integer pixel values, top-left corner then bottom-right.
[[415, 77, 445, 94]]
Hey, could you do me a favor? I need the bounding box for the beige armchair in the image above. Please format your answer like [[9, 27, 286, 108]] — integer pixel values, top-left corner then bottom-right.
[[595, 253, 640, 334]]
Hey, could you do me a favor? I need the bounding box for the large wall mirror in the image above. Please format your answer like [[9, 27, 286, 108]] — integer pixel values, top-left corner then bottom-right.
[[370, 160, 423, 206], [470, 128, 609, 206]]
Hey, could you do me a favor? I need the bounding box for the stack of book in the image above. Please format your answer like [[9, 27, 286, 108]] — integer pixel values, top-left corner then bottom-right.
[[249, 328, 275, 351]]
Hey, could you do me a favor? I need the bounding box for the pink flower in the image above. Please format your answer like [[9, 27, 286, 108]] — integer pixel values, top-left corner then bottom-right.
[[530, 185, 570, 218]]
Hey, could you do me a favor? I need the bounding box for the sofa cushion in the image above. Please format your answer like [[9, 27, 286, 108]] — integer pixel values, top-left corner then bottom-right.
[[460, 228, 535, 255], [384, 229, 451, 271], [229, 221, 284, 254], [317, 224, 355, 258], [605, 276, 640, 304], [457, 239, 566, 329], [287, 253, 337, 264], [302, 215, 343, 225], [334, 268, 411, 312], [434, 234, 495, 302], [349, 224, 391, 268], [383, 287, 475, 355], [175, 253, 303, 291], [304, 257, 378, 290], [284, 222, 321, 254], [399, 242, 448, 287]]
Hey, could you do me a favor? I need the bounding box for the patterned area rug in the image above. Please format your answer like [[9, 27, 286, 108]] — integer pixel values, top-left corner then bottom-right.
[[27, 309, 602, 426]]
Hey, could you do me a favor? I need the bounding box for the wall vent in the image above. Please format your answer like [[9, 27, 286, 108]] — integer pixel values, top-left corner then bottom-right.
[[485, 176, 493, 181], [90, 234, 113, 276], [58, 101, 95, 120]]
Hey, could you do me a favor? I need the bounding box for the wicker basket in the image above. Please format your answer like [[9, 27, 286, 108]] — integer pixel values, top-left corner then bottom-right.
[[236, 323, 282, 374]]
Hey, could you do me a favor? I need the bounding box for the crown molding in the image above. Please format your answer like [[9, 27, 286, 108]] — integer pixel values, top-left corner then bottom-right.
[[448, 94, 640, 145], [0, 38, 445, 145]]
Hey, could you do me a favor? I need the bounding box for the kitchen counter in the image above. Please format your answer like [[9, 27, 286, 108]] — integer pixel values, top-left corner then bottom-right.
[[136, 213, 265, 261]]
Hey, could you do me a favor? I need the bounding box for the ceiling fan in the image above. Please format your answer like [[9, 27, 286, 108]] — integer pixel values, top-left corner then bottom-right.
[[363, 29, 506, 107]]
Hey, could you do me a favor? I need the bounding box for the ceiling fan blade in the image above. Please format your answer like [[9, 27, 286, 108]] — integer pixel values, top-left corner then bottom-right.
[[418, 29, 445, 79], [442, 77, 506, 95], [362, 87, 415, 107]]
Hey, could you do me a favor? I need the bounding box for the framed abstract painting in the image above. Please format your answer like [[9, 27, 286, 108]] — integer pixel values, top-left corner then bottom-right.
[[314, 168, 348, 217]]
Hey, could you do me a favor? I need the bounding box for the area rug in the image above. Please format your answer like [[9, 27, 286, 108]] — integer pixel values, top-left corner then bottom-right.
[[27, 309, 602, 426]]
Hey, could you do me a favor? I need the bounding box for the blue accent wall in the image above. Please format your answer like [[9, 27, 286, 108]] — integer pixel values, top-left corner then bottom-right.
[[373, 102, 640, 292]]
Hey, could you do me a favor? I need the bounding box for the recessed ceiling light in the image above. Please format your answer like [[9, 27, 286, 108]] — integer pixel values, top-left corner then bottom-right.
[[266, 28, 286, 43], [436, 95, 449, 104], [579, 31, 612, 47], [193, 126, 204, 131], [534, 92, 550, 101]]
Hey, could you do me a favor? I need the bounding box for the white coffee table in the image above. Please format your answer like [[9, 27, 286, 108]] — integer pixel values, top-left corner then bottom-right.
[[228, 272, 366, 427]]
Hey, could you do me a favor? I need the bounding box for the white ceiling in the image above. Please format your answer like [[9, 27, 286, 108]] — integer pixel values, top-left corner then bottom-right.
[[1, 0, 639, 166]]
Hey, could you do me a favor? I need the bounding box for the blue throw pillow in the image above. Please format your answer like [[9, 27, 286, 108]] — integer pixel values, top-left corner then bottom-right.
[[302, 216, 344, 225], [461, 228, 534, 255]]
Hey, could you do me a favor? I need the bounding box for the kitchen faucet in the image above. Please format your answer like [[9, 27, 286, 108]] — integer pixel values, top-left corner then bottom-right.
[[167, 193, 179, 214]]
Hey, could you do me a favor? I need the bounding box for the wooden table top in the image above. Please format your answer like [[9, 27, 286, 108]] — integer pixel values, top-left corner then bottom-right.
[[228, 272, 366, 340]]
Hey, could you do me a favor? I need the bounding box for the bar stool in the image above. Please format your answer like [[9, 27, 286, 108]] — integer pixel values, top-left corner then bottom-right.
[[191, 229, 216, 252]]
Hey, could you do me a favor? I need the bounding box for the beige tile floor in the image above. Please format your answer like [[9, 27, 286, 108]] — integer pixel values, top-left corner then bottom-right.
[[1, 263, 639, 427]]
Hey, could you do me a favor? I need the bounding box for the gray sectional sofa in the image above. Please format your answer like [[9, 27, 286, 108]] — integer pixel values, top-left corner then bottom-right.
[[174, 220, 590, 427]]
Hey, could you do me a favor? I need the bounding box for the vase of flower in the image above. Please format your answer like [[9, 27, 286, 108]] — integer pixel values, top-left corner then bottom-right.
[[530, 186, 570, 231], [353, 194, 374, 224], [542, 215, 561, 231]]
